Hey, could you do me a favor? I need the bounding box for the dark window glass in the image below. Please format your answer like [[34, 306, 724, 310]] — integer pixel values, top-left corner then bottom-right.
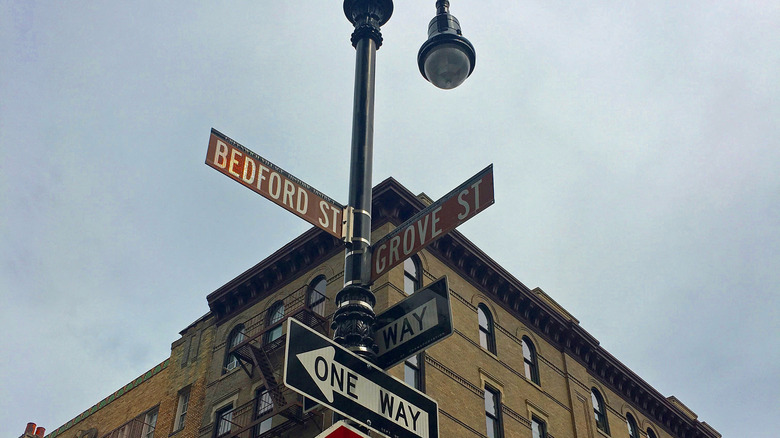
[[522, 336, 540, 384], [591, 388, 610, 434], [647, 428, 657, 438], [478, 304, 496, 354], [531, 416, 547, 438], [484, 386, 502, 438], [404, 256, 421, 295], [404, 354, 424, 391], [215, 405, 233, 437], [307, 277, 327, 316], [265, 302, 285, 344], [224, 325, 245, 373], [627, 413, 639, 438]]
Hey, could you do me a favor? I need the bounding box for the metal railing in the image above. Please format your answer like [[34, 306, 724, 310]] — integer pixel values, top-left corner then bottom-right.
[[238, 282, 329, 343], [215, 387, 313, 438]]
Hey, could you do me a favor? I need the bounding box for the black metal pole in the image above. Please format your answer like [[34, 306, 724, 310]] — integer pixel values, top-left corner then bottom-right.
[[332, 1, 393, 361]]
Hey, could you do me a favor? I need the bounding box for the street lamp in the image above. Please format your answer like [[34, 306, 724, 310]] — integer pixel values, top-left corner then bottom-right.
[[335, 0, 475, 363], [418, 0, 477, 89]]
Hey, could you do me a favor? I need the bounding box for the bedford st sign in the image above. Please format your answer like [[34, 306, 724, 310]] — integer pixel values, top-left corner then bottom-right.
[[284, 319, 438, 438], [371, 165, 494, 282], [206, 129, 345, 238], [374, 276, 453, 369]]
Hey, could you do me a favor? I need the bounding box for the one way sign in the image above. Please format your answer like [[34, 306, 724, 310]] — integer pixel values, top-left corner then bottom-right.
[[284, 318, 439, 438]]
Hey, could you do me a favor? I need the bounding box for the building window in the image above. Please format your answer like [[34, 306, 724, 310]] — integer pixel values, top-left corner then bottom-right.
[[522, 336, 540, 385], [484, 385, 503, 438], [307, 276, 327, 316], [531, 416, 547, 438], [591, 388, 610, 434], [404, 353, 424, 391], [404, 256, 421, 295], [478, 304, 496, 354], [254, 387, 273, 436], [266, 301, 285, 344], [215, 404, 234, 437], [223, 325, 245, 373], [626, 413, 639, 438], [141, 408, 158, 438], [646, 428, 657, 438], [174, 387, 190, 431]]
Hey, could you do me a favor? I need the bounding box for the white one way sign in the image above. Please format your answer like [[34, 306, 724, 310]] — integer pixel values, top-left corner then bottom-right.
[[284, 319, 439, 438]]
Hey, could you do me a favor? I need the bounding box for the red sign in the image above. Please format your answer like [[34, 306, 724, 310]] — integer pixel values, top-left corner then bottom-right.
[[370, 165, 494, 282], [315, 421, 371, 438], [206, 129, 345, 239]]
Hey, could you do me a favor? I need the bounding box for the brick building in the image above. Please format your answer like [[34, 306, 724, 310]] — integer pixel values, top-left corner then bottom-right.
[[38, 178, 720, 438]]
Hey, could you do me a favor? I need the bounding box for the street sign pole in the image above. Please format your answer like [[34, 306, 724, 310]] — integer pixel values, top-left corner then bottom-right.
[[332, 2, 394, 361]]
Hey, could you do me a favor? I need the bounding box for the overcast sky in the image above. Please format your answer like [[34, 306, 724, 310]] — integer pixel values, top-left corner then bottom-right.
[[1, 2, 778, 437]]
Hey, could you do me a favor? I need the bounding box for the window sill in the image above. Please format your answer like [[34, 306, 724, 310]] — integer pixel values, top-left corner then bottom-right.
[[168, 427, 184, 437], [219, 366, 242, 380], [596, 427, 611, 438], [480, 347, 499, 361]]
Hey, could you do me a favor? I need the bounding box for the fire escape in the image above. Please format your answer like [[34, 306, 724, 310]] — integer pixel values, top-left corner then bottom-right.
[[219, 283, 330, 438]]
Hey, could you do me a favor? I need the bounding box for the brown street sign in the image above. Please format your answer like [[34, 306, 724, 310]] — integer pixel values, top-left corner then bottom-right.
[[206, 129, 345, 239], [370, 165, 494, 282]]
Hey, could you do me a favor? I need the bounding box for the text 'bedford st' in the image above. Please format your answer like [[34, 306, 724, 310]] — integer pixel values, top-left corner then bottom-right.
[[206, 131, 344, 238]]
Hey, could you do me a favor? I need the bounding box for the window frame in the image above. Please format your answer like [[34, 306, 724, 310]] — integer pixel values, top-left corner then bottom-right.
[[141, 408, 158, 438], [626, 413, 639, 438], [522, 336, 540, 385], [403, 256, 421, 295], [265, 301, 285, 344], [531, 416, 547, 438], [254, 387, 274, 436], [215, 404, 234, 438], [173, 387, 191, 431], [478, 304, 497, 354], [484, 385, 503, 438], [591, 388, 610, 435], [404, 353, 425, 391], [223, 324, 245, 374], [307, 276, 327, 316]]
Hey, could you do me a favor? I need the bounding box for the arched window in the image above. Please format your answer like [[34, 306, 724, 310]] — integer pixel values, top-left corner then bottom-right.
[[307, 276, 327, 316], [404, 256, 421, 295], [591, 388, 610, 434], [522, 336, 540, 384], [626, 413, 639, 438], [478, 304, 496, 354], [265, 302, 285, 344], [647, 428, 657, 438], [223, 324, 245, 373]]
